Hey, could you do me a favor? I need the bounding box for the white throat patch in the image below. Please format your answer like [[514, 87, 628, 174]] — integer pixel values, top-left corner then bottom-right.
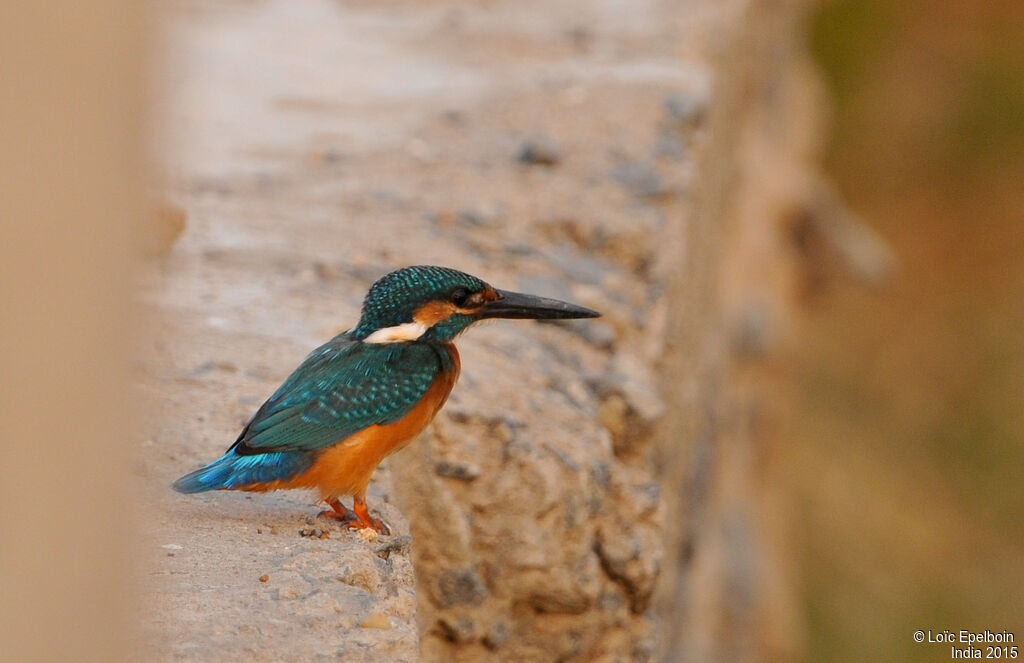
[[362, 321, 429, 344]]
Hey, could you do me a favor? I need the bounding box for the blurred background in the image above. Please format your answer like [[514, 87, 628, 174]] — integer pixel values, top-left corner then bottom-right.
[[2, 0, 1020, 661], [797, 0, 1024, 660]]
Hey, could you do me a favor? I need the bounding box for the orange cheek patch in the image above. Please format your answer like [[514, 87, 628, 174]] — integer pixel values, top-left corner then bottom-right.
[[478, 287, 499, 305], [415, 288, 499, 323], [414, 300, 456, 326]]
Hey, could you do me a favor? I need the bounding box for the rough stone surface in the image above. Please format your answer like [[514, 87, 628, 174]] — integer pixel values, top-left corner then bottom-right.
[[141, 0, 714, 660]]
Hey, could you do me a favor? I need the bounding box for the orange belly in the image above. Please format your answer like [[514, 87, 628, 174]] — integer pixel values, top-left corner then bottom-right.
[[269, 344, 460, 499]]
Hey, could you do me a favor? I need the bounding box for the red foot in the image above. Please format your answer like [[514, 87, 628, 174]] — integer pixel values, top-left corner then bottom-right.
[[321, 497, 390, 535]]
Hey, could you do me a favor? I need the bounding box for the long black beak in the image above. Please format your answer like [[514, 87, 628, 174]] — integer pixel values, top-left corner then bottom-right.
[[479, 289, 600, 320]]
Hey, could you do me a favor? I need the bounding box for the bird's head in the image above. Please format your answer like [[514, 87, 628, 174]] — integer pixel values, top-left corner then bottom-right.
[[351, 265, 599, 344]]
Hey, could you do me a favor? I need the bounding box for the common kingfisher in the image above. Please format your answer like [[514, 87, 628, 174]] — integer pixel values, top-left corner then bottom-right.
[[173, 265, 599, 533]]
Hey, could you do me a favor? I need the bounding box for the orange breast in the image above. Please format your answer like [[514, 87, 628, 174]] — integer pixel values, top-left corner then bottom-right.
[[284, 344, 460, 500]]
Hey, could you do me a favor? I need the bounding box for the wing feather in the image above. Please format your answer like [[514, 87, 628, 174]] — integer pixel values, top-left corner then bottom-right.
[[231, 334, 449, 455]]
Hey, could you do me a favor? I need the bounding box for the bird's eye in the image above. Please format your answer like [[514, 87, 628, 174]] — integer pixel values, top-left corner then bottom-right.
[[450, 287, 470, 307]]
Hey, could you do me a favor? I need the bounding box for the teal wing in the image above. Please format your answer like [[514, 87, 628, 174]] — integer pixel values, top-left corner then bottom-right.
[[231, 334, 449, 455]]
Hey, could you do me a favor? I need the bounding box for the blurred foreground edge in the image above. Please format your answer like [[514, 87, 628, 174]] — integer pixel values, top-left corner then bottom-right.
[[0, 2, 146, 661]]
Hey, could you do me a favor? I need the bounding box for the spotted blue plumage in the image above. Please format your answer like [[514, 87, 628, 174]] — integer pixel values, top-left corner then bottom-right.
[[174, 265, 600, 500], [172, 330, 453, 492]]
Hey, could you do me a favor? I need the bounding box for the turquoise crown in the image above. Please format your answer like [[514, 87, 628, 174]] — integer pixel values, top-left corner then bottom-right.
[[351, 266, 486, 341]]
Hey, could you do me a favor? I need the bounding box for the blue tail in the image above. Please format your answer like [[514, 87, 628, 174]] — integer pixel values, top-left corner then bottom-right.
[[172, 450, 316, 493]]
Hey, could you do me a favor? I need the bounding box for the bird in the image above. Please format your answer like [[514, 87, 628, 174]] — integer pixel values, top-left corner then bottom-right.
[[173, 265, 600, 533]]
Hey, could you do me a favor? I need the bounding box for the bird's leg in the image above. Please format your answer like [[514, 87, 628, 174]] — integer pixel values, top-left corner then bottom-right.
[[320, 497, 390, 535], [352, 495, 390, 535], [321, 498, 359, 523]]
